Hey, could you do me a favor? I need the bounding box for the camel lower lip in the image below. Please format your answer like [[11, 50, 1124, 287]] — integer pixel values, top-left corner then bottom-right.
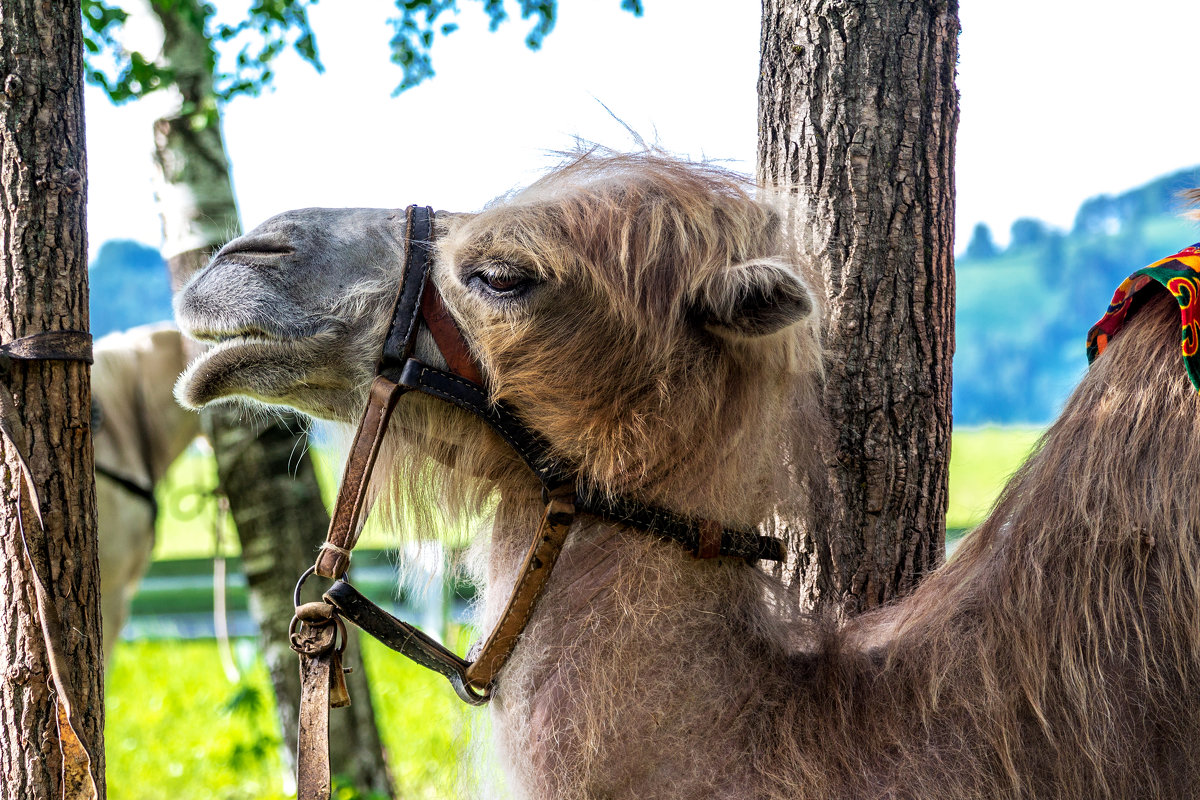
[[175, 331, 355, 420], [186, 334, 313, 363], [189, 328, 288, 345]]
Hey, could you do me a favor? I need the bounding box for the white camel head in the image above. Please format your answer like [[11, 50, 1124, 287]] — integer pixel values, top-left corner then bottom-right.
[[175, 151, 823, 522]]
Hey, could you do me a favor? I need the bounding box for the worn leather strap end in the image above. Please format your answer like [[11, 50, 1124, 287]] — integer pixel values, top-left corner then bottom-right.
[[464, 488, 575, 690], [0, 329, 93, 370], [294, 622, 338, 800], [316, 376, 406, 579]]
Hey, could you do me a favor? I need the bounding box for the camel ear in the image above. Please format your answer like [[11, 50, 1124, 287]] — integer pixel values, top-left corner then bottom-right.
[[697, 259, 814, 338]]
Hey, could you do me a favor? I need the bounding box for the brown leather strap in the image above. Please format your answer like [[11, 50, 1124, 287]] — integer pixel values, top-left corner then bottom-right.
[[0, 329, 93, 367], [293, 618, 337, 800], [464, 486, 575, 689], [420, 278, 484, 385], [315, 377, 406, 579]]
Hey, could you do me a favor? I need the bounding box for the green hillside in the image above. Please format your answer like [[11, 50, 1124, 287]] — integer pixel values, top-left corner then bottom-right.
[[955, 167, 1200, 423]]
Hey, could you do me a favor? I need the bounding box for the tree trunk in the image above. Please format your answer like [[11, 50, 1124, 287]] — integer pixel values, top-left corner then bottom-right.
[[0, 1, 106, 797], [150, 5, 393, 787], [758, 0, 959, 613]]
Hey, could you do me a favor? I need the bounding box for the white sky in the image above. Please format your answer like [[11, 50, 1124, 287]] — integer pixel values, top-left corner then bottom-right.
[[84, 0, 1200, 259]]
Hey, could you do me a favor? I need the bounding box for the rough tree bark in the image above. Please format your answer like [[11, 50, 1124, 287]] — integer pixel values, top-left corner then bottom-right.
[[148, 3, 393, 794], [758, 0, 959, 613], [0, 1, 106, 797]]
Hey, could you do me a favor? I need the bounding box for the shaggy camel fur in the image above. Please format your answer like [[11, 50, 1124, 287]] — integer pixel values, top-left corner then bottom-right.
[[94, 323, 199, 659], [175, 151, 1200, 799]]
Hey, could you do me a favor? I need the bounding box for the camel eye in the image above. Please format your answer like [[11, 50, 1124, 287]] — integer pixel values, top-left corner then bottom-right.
[[468, 264, 536, 299]]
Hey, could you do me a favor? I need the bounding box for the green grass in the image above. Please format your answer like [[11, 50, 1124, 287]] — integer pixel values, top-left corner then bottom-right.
[[946, 426, 1043, 532], [106, 641, 287, 800], [106, 635, 479, 800]]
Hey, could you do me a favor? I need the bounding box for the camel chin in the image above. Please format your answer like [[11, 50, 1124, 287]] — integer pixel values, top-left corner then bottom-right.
[[174, 334, 361, 421]]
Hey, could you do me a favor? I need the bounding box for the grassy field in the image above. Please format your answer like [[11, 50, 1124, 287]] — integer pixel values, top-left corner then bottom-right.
[[107, 636, 481, 800], [108, 425, 1042, 797], [946, 426, 1043, 533]]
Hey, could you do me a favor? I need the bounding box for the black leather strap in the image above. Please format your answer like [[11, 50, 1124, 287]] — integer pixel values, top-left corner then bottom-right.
[[323, 579, 488, 705], [378, 206, 434, 383], [399, 358, 782, 562], [398, 358, 573, 489], [94, 463, 158, 516], [577, 491, 784, 562]]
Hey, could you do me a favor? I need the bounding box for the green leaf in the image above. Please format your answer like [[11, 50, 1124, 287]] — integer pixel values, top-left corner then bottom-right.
[[387, 1, 643, 93]]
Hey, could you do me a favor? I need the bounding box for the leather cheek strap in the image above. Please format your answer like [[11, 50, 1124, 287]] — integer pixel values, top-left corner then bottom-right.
[[464, 486, 575, 690], [420, 282, 484, 386], [315, 376, 407, 579]]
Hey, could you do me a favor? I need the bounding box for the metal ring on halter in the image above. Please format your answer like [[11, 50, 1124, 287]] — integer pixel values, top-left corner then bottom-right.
[[450, 673, 492, 706], [288, 566, 319, 647], [294, 565, 316, 608], [293, 564, 351, 607]]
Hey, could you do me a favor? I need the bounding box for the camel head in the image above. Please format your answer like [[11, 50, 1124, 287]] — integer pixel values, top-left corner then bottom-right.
[[176, 151, 823, 517]]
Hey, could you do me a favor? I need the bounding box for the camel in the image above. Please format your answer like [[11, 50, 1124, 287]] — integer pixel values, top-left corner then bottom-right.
[[93, 323, 200, 660], [173, 150, 1200, 799]]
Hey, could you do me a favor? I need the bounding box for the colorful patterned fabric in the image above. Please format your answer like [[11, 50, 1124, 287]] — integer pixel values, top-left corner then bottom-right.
[[1086, 243, 1200, 391]]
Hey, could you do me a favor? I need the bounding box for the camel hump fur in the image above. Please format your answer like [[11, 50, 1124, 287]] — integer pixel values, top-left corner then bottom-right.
[[174, 148, 1200, 799]]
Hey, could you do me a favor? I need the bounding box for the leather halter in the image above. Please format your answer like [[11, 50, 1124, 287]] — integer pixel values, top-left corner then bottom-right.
[[296, 205, 785, 705]]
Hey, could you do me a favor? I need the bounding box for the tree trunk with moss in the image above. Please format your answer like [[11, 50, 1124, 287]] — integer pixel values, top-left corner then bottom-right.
[[150, 3, 392, 794], [0, 1, 107, 797], [758, 0, 959, 613]]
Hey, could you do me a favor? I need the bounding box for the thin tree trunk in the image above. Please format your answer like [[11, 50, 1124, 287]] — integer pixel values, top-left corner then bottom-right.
[[0, 1, 106, 797], [151, 7, 393, 783], [758, 0, 959, 613]]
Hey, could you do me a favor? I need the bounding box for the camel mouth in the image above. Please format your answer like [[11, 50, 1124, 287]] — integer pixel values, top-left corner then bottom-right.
[[184, 320, 327, 346], [174, 331, 357, 419], [187, 325, 281, 345]]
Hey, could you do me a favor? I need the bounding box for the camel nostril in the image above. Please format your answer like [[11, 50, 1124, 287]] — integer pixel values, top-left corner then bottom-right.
[[215, 238, 296, 259]]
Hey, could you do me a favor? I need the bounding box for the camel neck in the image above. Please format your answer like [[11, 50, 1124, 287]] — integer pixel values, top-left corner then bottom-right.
[[480, 494, 797, 800]]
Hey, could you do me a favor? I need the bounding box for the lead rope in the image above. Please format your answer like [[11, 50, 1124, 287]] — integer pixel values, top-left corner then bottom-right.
[[0, 331, 99, 800]]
